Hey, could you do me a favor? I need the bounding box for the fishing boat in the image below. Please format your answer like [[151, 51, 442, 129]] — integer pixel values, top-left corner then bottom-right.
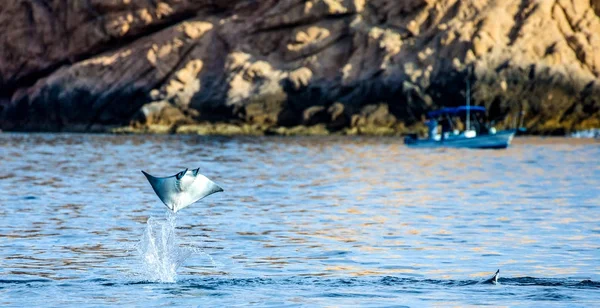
[[404, 77, 516, 149], [403, 106, 516, 149]]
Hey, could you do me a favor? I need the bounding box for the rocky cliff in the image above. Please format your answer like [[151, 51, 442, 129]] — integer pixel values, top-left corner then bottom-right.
[[1, 0, 599, 135]]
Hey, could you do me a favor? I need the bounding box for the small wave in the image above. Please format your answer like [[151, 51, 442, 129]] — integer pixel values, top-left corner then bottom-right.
[[169, 276, 600, 290], [5, 274, 596, 291], [524, 289, 575, 301], [502, 277, 600, 289], [0, 279, 53, 284]]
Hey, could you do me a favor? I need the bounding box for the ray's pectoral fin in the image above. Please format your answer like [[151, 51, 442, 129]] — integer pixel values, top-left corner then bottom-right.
[[141, 170, 177, 211]]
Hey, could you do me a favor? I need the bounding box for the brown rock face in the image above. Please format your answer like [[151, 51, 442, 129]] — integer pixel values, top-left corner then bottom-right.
[[1, 0, 599, 134]]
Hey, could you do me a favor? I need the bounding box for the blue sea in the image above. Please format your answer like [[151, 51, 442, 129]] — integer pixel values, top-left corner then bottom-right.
[[0, 134, 598, 306]]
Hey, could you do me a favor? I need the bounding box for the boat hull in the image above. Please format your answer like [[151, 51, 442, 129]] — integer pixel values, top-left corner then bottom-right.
[[405, 130, 515, 149]]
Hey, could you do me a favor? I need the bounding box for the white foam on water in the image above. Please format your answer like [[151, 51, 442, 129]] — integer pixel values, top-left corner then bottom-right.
[[133, 211, 217, 283]]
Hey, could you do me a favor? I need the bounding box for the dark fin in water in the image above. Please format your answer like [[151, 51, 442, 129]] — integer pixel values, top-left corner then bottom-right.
[[483, 269, 500, 284]]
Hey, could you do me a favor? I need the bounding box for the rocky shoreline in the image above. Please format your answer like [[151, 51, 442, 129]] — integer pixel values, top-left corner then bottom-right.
[[9, 121, 420, 137], [1, 1, 599, 135], [118, 122, 416, 136]]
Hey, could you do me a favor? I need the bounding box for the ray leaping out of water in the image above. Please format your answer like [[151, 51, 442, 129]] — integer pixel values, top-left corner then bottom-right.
[[142, 168, 224, 213], [483, 269, 500, 284]]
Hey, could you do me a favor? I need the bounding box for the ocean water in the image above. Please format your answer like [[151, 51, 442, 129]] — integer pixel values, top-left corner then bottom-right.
[[0, 133, 598, 307]]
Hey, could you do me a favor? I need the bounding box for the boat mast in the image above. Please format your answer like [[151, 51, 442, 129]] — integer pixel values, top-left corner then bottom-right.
[[466, 68, 470, 131]]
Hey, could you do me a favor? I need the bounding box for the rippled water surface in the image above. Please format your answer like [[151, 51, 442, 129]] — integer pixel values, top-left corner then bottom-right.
[[0, 134, 599, 307]]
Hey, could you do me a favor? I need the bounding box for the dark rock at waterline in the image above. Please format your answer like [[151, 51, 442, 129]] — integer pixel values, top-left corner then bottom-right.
[[1, 0, 599, 135]]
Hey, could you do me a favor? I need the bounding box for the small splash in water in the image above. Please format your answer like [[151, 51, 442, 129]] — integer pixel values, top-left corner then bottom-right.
[[135, 212, 193, 283]]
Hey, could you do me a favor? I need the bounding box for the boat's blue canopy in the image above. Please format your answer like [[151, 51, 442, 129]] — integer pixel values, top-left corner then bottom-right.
[[427, 106, 486, 118]]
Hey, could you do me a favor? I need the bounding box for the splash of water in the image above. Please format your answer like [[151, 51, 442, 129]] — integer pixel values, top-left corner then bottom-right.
[[135, 212, 193, 283]]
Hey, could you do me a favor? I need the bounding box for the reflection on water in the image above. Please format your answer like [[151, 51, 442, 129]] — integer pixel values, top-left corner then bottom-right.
[[0, 134, 598, 306]]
